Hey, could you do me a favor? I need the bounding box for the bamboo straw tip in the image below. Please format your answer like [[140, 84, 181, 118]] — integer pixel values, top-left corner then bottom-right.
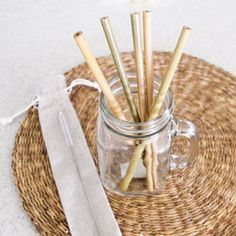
[[183, 26, 191, 31], [100, 16, 109, 22], [131, 12, 140, 17], [73, 31, 83, 38], [143, 10, 152, 14]]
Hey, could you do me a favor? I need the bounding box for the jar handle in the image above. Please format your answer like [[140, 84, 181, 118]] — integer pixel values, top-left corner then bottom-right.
[[169, 117, 199, 169]]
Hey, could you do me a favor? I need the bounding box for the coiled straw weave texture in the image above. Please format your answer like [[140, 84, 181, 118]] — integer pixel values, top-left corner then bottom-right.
[[12, 52, 236, 235]]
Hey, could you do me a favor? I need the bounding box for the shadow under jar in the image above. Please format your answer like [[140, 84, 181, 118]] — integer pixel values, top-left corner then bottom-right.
[[96, 74, 199, 196]]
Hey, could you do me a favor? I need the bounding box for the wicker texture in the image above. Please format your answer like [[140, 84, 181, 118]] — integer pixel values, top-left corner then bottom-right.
[[12, 52, 236, 236]]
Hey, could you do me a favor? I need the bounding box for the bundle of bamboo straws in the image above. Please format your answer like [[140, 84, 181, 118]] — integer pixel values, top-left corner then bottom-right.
[[74, 11, 191, 192]]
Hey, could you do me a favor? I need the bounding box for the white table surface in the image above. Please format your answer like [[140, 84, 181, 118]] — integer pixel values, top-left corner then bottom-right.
[[0, 0, 235, 235]]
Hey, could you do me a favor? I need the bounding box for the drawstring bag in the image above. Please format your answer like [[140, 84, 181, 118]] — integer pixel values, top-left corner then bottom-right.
[[1, 75, 121, 236]]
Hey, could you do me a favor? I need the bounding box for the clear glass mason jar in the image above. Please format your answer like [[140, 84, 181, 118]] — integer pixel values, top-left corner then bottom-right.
[[96, 74, 199, 195]]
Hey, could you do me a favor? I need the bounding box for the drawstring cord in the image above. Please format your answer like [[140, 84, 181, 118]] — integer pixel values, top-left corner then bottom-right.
[[0, 78, 100, 126], [66, 78, 101, 94]]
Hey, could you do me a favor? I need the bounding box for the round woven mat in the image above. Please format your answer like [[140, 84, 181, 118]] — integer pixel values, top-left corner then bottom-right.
[[12, 52, 236, 236]]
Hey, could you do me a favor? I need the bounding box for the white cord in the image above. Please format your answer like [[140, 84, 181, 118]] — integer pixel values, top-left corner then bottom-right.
[[66, 79, 101, 94], [0, 98, 39, 126], [0, 78, 100, 126]]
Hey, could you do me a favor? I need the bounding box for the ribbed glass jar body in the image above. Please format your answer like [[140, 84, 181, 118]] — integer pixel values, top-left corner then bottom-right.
[[97, 75, 173, 195]]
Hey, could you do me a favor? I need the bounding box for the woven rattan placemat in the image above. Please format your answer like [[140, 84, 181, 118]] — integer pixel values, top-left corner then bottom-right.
[[12, 52, 236, 235]]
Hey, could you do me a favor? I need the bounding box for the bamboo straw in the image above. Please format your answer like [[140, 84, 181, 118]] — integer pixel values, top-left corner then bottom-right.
[[143, 10, 157, 190], [143, 144, 154, 191], [143, 11, 155, 191], [74, 31, 126, 121], [119, 26, 191, 192], [151, 143, 158, 189], [131, 12, 146, 122], [131, 12, 153, 191], [100, 16, 140, 122], [143, 10, 153, 113], [148, 26, 191, 121]]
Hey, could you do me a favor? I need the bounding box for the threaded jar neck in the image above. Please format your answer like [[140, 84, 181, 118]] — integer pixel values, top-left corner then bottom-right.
[[99, 74, 173, 140]]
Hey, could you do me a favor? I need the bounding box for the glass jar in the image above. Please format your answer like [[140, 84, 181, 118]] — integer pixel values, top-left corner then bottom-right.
[[96, 74, 199, 195]]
